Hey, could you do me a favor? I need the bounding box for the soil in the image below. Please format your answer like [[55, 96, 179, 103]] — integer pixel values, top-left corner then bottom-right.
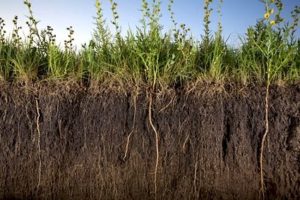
[[0, 82, 299, 200]]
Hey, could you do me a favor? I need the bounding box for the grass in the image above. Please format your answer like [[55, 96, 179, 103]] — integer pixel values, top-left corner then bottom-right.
[[0, 0, 298, 87]]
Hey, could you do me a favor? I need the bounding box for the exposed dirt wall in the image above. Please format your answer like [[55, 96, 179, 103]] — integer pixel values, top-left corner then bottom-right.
[[0, 83, 299, 200]]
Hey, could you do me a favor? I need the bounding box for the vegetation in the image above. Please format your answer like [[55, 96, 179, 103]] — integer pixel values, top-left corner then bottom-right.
[[0, 0, 298, 87]]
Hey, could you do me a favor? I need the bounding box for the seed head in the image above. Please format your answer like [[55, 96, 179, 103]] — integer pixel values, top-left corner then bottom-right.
[[264, 13, 270, 19], [270, 20, 276, 26]]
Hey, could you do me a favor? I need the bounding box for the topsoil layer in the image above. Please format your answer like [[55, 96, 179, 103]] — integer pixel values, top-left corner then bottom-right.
[[0, 83, 299, 200]]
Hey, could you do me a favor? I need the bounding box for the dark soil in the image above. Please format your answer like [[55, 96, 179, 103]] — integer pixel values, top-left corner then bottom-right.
[[0, 82, 299, 200]]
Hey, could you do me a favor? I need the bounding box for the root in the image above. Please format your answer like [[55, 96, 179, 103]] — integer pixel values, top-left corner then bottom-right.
[[158, 95, 175, 113], [182, 134, 190, 153], [193, 161, 198, 195], [148, 92, 159, 200], [35, 98, 42, 190], [123, 93, 137, 161], [259, 84, 270, 199]]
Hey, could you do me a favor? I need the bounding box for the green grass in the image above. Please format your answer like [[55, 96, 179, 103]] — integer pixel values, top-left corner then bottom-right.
[[0, 0, 299, 87]]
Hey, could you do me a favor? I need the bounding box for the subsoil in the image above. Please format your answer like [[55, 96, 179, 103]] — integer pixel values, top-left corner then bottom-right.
[[0, 82, 299, 200]]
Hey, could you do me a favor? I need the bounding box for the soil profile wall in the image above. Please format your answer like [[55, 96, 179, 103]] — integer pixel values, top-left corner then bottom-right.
[[0, 83, 299, 200]]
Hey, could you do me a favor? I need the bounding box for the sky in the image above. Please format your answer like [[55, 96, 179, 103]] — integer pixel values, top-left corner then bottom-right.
[[0, 0, 299, 48]]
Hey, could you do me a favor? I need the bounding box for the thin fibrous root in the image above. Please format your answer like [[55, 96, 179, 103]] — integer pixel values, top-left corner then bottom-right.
[[193, 161, 198, 195], [259, 84, 270, 200], [123, 94, 137, 161], [182, 134, 190, 153], [35, 98, 42, 190], [148, 92, 159, 200], [158, 95, 175, 113]]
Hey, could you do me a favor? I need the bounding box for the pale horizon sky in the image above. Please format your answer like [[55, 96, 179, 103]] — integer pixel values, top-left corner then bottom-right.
[[0, 0, 299, 48]]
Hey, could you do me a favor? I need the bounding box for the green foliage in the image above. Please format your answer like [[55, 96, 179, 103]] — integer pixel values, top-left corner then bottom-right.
[[0, 0, 298, 86], [48, 44, 78, 80], [239, 0, 300, 84]]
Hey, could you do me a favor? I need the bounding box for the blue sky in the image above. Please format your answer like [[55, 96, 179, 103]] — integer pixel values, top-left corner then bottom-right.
[[0, 0, 299, 47]]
